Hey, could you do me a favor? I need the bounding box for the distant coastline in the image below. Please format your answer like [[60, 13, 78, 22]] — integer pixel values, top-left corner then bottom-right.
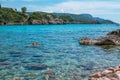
[[0, 6, 119, 26]]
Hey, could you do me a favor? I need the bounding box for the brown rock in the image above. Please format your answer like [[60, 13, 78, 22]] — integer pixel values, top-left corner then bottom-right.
[[13, 77, 22, 80], [44, 70, 56, 80], [80, 29, 120, 45], [89, 65, 120, 80], [30, 42, 40, 47], [90, 72, 102, 78]]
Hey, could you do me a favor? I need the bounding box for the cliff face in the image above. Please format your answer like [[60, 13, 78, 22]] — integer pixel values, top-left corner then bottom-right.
[[28, 18, 64, 25]]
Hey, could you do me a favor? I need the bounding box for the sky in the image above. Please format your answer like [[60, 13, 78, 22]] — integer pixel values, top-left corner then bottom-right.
[[0, 0, 120, 23]]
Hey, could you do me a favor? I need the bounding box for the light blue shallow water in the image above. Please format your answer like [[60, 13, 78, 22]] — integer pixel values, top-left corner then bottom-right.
[[0, 24, 120, 80]]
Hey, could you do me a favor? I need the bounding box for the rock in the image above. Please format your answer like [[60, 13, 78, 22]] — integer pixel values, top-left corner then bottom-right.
[[80, 29, 120, 45], [13, 77, 22, 80], [80, 37, 97, 45], [0, 62, 12, 69], [89, 65, 120, 80], [107, 29, 120, 37], [102, 69, 113, 75], [90, 72, 102, 78], [45, 70, 55, 76], [25, 64, 47, 70], [44, 70, 56, 80], [30, 42, 40, 47]]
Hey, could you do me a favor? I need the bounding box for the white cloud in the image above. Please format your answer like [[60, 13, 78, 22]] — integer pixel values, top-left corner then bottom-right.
[[23, 0, 120, 23], [26, 1, 120, 15]]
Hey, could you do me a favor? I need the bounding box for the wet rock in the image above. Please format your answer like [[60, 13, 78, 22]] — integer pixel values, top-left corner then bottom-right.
[[80, 29, 120, 45], [107, 29, 120, 37], [30, 42, 40, 47], [80, 37, 97, 45], [25, 64, 47, 70], [89, 65, 120, 80], [13, 77, 22, 80], [44, 70, 56, 80], [0, 62, 12, 69], [73, 75, 80, 80]]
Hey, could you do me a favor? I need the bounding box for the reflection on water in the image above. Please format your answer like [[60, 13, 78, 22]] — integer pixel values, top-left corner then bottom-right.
[[0, 24, 120, 80]]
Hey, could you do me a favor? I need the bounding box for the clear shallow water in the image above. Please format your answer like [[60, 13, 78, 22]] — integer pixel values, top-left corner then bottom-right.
[[0, 24, 120, 80]]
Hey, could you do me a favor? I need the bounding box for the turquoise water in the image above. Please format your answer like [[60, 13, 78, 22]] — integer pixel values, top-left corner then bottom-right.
[[0, 24, 120, 80]]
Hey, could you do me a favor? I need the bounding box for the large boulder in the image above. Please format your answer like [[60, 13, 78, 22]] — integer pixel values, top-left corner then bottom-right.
[[80, 29, 120, 45]]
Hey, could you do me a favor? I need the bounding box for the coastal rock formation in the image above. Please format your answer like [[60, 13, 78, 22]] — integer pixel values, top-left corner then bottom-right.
[[80, 29, 120, 45], [89, 65, 120, 80]]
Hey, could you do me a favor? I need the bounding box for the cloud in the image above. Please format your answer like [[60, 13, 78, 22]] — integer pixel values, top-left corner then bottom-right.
[[1, 0, 120, 22], [26, 1, 120, 14]]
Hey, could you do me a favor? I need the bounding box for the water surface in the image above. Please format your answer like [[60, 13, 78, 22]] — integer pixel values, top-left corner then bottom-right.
[[0, 24, 120, 80]]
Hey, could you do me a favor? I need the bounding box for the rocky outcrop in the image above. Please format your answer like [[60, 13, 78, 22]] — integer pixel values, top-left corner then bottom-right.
[[89, 65, 120, 80], [30, 18, 64, 25], [80, 29, 120, 45]]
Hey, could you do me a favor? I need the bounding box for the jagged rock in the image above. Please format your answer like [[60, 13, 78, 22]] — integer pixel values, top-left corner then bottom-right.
[[107, 29, 120, 37], [80, 29, 120, 45]]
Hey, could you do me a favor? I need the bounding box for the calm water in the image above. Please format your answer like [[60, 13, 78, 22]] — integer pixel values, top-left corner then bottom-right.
[[0, 24, 120, 80]]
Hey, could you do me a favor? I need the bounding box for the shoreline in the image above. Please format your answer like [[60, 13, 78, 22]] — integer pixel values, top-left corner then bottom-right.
[[0, 23, 119, 26]]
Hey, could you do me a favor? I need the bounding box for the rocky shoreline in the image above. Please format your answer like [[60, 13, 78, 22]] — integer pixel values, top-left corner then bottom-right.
[[80, 29, 120, 45], [89, 65, 120, 80], [80, 29, 120, 80]]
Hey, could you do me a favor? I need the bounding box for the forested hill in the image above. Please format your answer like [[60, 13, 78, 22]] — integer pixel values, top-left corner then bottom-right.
[[0, 6, 119, 25]]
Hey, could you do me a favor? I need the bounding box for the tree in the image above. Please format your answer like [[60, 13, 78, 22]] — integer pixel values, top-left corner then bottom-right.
[[0, 4, 1, 9], [21, 7, 27, 13]]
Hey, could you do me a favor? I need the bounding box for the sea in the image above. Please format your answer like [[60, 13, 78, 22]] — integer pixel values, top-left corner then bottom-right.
[[0, 24, 120, 80]]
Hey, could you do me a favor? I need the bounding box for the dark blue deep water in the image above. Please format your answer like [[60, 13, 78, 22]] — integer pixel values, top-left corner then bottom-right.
[[0, 24, 120, 80]]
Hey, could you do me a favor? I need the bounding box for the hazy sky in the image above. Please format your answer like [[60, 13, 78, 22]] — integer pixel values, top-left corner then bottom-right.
[[1, 0, 120, 23]]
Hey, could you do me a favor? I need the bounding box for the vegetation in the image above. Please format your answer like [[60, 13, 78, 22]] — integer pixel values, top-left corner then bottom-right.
[[59, 16, 73, 22], [0, 7, 28, 24], [0, 6, 118, 25], [21, 7, 27, 14], [0, 4, 1, 9]]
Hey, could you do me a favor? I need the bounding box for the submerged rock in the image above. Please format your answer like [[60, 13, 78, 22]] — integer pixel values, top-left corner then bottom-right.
[[25, 63, 47, 70], [0, 62, 12, 69], [80, 29, 120, 45], [29, 42, 40, 47], [13, 77, 22, 80], [89, 65, 120, 80], [44, 70, 56, 80]]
